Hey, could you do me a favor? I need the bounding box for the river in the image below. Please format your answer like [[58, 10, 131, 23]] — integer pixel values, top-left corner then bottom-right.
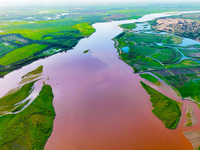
[[1, 11, 200, 150]]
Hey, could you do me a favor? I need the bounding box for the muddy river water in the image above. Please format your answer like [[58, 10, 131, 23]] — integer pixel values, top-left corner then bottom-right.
[[1, 11, 200, 150]]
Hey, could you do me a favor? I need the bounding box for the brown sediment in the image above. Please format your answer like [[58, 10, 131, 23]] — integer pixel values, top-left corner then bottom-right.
[[113, 39, 121, 54], [184, 131, 200, 150], [3, 86, 20, 96], [152, 18, 200, 41], [19, 74, 42, 84], [141, 74, 181, 101], [22, 65, 43, 78]]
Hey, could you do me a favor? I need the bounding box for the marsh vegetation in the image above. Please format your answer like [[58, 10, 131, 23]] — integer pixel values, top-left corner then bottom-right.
[[0, 66, 55, 149], [115, 13, 200, 132]]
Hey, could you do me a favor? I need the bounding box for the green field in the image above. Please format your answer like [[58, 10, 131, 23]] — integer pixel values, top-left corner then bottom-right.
[[0, 44, 47, 66], [140, 73, 161, 85], [73, 23, 95, 37], [114, 32, 184, 73], [141, 82, 182, 129]]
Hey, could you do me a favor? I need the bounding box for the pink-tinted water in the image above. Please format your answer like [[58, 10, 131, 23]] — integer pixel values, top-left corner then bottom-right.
[[1, 12, 200, 150]]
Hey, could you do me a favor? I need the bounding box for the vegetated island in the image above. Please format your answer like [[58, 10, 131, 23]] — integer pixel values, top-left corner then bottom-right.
[[0, 66, 55, 149], [184, 104, 197, 127], [141, 82, 182, 129], [119, 23, 137, 31]]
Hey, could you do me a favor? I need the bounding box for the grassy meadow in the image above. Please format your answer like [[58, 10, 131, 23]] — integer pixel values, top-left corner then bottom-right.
[[141, 82, 182, 129]]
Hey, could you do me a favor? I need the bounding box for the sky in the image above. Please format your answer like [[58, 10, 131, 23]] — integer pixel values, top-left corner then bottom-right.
[[0, 0, 200, 7], [1, 0, 200, 5]]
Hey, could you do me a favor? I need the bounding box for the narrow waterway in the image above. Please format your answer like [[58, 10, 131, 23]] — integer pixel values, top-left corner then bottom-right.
[[1, 11, 200, 150]]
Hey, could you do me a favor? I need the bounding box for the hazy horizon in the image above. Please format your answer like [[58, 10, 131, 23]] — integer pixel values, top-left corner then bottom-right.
[[1, 0, 200, 6]]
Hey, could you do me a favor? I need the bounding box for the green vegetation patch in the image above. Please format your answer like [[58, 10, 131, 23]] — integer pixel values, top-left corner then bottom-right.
[[151, 66, 200, 104], [0, 81, 35, 115], [83, 49, 91, 54], [140, 73, 161, 85], [165, 59, 200, 69], [22, 65, 43, 78], [150, 47, 181, 64], [161, 34, 183, 45], [2, 19, 77, 41], [0, 44, 47, 66], [107, 9, 141, 14], [131, 57, 166, 72], [119, 23, 137, 30], [185, 111, 193, 127], [177, 48, 200, 59], [0, 84, 55, 150], [141, 82, 182, 129], [73, 23, 95, 37], [177, 83, 200, 103], [20, 74, 42, 85], [0, 43, 15, 57], [114, 31, 185, 73]]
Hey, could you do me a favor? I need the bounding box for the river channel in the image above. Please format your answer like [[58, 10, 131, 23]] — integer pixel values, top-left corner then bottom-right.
[[1, 11, 200, 150]]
